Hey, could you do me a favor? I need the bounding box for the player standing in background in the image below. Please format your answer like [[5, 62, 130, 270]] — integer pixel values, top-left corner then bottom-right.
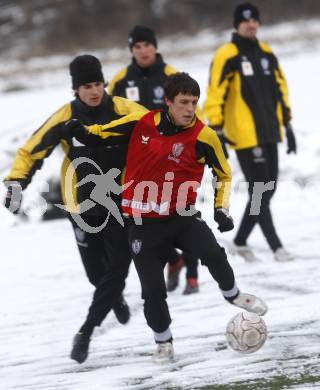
[[203, 2, 297, 262]]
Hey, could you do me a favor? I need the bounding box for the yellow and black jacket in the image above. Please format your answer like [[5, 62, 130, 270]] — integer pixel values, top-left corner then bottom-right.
[[203, 33, 292, 150], [108, 53, 178, 110], [77, 111, 232, 210], [5, 94, 147, 215]]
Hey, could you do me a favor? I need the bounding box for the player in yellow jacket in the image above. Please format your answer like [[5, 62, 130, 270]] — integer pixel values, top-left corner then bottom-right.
[[203, 2, 297, 262], [3, 55, 148, 364]]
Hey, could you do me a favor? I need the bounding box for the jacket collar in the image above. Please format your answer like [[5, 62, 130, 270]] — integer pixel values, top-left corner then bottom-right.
[[74, 92, 112, 115], [157, 111, 196, 136], [130, 53, 165, 76], [232, 32, 259, 51]]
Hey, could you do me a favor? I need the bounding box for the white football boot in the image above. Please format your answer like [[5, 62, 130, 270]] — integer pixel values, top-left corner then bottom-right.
[[232, 292, 268, 316], [152, 342, 174, 363], [231, 244, 261, 263], [274, 247, 294, 262]]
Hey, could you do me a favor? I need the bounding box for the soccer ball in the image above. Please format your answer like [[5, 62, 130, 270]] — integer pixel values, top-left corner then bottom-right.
[[226, 311, 267, 353]]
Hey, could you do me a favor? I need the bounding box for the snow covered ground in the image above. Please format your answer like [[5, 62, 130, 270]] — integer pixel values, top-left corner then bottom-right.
[[1, 22, 320, 390]]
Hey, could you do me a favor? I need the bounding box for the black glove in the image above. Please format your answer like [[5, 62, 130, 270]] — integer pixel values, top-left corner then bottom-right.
[[3, 182, 23, 214], [285, 123, 297, 154], [211, 125, 235, 159], [214, 208, 234, 232], [60, 119, 87, 140]]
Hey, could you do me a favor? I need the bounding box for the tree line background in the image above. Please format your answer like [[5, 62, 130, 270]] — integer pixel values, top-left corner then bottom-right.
[[1, 0, 320, 59]]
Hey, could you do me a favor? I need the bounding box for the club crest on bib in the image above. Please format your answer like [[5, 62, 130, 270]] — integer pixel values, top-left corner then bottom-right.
[[173, 142, 184, 157], [132, 239, 142, 254], [168, 142, 184, 163]]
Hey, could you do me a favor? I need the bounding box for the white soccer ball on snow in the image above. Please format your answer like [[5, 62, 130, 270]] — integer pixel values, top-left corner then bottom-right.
[[226, 311, 267, 354]]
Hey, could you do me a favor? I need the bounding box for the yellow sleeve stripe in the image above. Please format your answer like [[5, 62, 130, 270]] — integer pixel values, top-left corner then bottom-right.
[[154, 111, 161, 126], [87, 124, 123, 139], [108, 67, 128, 95], [197, 126, 232, 209], [5, 104, 72, 182], [212, 44, 238, 86], [259, 41, 273, 53], [164, 64, 179, 76], [112, 96, 148, 116], [61, 151, 80, 214], [5, 147, 47, 180], [203, 44, 238, 126], [24, 104, 72, 153], [197, 127, 231, 175], [274, 67, 290, 109], [87, 111, 147, 139]]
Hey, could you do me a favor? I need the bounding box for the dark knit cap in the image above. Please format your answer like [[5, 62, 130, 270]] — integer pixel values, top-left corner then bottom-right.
[[128, 25, 157, 50], [69, 54, 104, 89], [233, 2, 260, 29]]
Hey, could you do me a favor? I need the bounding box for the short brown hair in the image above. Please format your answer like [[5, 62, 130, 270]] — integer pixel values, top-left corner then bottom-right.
[[164, 72, 200, 101]]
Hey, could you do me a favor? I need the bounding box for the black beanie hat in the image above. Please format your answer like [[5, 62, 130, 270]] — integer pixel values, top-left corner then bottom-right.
[[69, 54, 104, 89], [233, 2, 260, 29], [128, 25, 157, 50]]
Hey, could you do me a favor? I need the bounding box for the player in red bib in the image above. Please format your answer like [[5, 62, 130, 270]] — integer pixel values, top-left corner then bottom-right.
[[65, 72, 268, 362]]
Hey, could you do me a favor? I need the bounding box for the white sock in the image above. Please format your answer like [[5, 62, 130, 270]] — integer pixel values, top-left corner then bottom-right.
[[220, 284, 239, 301], [153, 327, 172, 343]]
